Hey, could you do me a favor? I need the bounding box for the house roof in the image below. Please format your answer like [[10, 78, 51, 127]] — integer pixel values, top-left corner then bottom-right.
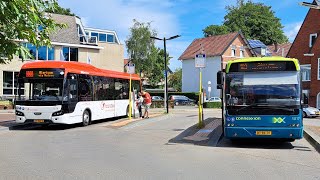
[[179, 32, 244, 60], [267, 43, 292, 57], [48, 14, 80, 44]]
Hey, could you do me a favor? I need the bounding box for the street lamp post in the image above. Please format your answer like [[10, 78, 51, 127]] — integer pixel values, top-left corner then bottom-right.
[[150, 35, 180, 113]]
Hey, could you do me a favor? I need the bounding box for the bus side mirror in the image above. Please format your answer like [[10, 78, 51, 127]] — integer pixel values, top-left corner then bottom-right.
[[217, 71, 222, 89]]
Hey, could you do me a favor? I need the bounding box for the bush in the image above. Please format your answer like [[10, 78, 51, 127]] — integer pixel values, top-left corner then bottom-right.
[[0, 100, 13, 109], [150, 100, 174, 108], [203, 102, 221, 108], [149, 92, 200, 102]]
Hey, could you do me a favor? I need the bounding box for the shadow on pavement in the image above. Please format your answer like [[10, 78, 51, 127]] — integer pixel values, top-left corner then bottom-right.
[[9, 116, 123, 131], [168, 118, 310, 151]]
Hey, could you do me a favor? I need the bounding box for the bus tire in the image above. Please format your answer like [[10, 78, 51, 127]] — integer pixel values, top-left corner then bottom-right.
[[82, 110, 91, 126]]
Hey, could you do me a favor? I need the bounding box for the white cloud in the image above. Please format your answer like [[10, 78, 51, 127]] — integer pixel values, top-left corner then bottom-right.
[[283, 21, 302, 42]]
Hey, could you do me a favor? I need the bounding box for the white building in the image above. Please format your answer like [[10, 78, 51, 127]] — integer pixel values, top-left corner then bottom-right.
[[178, 32, 255, 99]]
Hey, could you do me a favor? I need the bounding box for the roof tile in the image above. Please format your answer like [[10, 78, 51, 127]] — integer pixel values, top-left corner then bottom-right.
[[179, 32, 239, 60]]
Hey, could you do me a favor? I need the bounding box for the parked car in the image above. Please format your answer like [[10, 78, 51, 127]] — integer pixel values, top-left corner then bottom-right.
[[152, 96, 164, 101], [206, 97, 221, 102], [303, 106, 320, 118], [169, 95, 195, 106]]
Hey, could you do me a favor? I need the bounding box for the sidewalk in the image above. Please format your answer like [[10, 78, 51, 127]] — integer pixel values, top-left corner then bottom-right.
[[303, 118, 320, 153]]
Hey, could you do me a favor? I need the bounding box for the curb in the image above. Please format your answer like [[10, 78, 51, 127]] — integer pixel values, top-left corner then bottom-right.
[[304, 129, 320, 153], [108, 113, 166, 128]]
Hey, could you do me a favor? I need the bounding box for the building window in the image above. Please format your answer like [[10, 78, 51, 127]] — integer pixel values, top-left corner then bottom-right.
[[310, 33, 317, 47], [91, 32, 98, 38], [22, 43, 54, 60], [301, 64, 311, 81], [99, 33, 107, 42], [62, 47, 78, 62], [107, 34, 114, 43], [3, 71, 24, 95], [231, 45, 236, 57]]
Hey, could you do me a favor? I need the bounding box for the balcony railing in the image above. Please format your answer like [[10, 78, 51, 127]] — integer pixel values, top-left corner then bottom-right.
[[80, 35, 97, 45]]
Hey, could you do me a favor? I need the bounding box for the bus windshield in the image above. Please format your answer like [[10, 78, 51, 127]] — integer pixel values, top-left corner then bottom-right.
[[17, 78, 64, 102], [226, 71, 300, 108]]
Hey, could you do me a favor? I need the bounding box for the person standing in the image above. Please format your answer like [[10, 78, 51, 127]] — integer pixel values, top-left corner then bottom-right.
[[142, 91, 152, 118], [136, 92, 144, 119]]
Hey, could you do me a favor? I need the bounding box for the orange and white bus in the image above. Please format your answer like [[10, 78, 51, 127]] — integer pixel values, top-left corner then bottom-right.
[[15, 61, 141, 126]]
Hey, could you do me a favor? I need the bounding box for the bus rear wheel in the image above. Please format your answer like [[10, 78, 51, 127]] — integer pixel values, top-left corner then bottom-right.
[[82, 110, 91, 126]]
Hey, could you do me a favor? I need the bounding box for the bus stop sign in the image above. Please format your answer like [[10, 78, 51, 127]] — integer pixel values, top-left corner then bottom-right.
[[126, 63, 135, 74], [195, 54, 206, 68]]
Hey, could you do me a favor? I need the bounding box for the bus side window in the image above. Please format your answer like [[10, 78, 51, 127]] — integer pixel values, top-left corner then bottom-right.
[[66, 74, 78, 102], [79, 74, 92, 101]]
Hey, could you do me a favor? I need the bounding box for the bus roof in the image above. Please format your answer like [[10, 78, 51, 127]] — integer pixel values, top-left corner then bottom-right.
[[225, 56, 300, 73], [20, 61, 141, 80]]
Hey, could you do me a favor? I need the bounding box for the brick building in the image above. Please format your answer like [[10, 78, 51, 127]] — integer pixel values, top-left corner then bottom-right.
[[287, 7, 320, 108]]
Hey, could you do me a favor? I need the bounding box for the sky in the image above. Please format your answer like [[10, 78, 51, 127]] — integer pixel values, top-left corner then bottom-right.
[[59, 0, 309, 71]]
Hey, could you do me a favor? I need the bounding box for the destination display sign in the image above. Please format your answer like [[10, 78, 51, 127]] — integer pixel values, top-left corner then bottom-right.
[[229, 61, 296, 72], [20, 69, 65, 78], [239, 62, 286, 72]]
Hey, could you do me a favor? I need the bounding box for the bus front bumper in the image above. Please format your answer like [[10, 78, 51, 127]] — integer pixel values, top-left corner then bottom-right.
[[225, 127, 303, 139]]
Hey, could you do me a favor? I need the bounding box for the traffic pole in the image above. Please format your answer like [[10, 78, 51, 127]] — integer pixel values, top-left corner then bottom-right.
[[198, 68, 204, 128], [129, 74, 132, 120]]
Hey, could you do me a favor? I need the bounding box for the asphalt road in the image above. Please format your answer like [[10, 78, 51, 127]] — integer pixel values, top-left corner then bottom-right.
[[0, 109, 319, 179]]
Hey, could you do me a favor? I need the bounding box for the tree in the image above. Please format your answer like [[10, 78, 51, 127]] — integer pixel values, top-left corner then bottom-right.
[[203, 0, 288, 45], [0, 0, 65, 64], [46, 5, 75, 16], [126, 19, 170, 88], [168, 68, 182, 92], [126, 19, 157, 74], [203, 25, 230, 37], [145, 46, 170, 88]]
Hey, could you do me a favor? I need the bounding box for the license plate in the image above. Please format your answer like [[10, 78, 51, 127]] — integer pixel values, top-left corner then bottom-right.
[[256, 131, 272, 135], [34, 119, 44, 123], [316, 112, 320, 115]]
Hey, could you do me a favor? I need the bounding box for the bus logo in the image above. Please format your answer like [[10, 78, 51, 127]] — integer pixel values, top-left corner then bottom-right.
[[26, 71, 34, 77], [273, 117, 286, 123]]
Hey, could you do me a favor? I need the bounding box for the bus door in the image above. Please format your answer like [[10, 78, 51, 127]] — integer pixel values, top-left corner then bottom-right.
[[64, 73, 78, 113]]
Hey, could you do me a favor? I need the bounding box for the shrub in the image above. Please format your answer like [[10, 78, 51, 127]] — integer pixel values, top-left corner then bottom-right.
[[203, 102, 221, 108], [149, 92, 200, 102], [150, 100, 174, 108]]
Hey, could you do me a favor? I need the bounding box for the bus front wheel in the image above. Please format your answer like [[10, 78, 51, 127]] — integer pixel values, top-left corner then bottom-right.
[[82, 110, 91, 126]]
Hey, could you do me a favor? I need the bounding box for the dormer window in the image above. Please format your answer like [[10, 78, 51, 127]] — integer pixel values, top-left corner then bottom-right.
[[240, 46, 245, 58], [231, 45, 236, 57], [310, 33, 317, 47]]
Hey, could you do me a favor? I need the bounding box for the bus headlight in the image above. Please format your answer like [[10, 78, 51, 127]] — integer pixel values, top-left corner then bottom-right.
[[15, 110, 24, 116], [52, 110, 64, 116]]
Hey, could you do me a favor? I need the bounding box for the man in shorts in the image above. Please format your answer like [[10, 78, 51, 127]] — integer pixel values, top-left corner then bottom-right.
[[142, 91, 152, 118]]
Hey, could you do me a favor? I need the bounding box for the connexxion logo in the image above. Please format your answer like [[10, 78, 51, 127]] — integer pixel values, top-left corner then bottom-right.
[[272, 117, 286, 123]]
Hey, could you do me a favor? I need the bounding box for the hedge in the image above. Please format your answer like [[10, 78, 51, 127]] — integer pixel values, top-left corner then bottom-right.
[[150, 100, 175, 108], [149, 92, 200, 103], [203, 102, 222, 108], [0, 100, 13, 110]]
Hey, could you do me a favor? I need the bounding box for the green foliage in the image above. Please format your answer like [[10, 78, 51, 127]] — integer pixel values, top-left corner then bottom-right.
[[126, 19, 157, 74], [126, 19, 170, 88], [150, 100, 174, 108], [149, 92, 200, 103], [46, 5, 75, 16], [0, 0, 66, 64], [203, 25, 230, 37], [168, 68, 182, 91], [203, 102, 222, 108], [203, 0, 288, 45]]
